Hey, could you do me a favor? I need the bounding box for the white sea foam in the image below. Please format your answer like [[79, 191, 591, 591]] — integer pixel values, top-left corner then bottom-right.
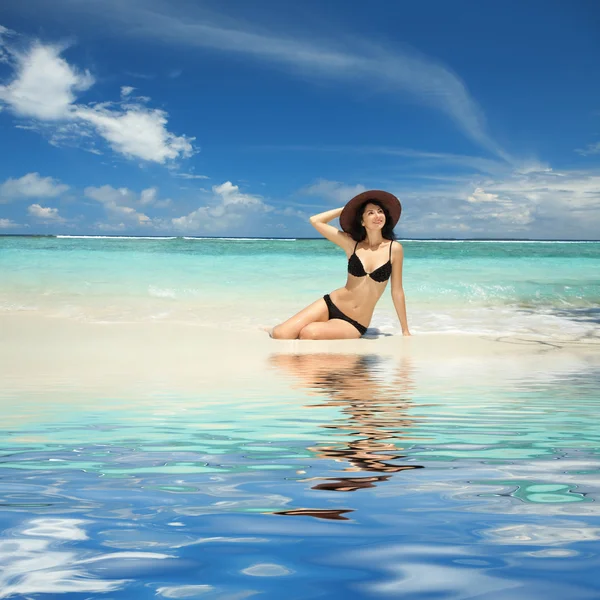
[[400, 239, 598, 243], [148, 286, 177, 299], [55, 235, 177, 240], [0, 303, 38, 312], [182, 237, 297, 241], [367, 305, 600, 341]]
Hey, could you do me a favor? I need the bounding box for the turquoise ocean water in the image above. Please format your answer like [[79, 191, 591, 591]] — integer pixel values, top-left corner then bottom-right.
[[1, 235, 599, 338], [1, 235, 600, 599]]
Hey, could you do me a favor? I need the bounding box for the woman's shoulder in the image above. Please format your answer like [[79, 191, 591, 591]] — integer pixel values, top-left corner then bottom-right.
[[390, 240, 404, 257]]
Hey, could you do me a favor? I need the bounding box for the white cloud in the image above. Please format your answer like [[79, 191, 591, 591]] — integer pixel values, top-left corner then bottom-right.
[[462, 185, 535, 227], [467, 187, 500, 204], [214, 181, 265, 208], [84, 185, 163, 226], [140, 188, 157, 205], [85, 184, 171, 209], [0, 172, 69, 203], [171, 181, 270, 232], [139, 187, 171, 207], [304, 179, 366, 205], [0, 218, 19, 228], [74, 104, 194, 163], [28, 203, 65, 222], [0, 35, 195, 164], [0, 43, 93, 119], [84, 185, 134, 206]]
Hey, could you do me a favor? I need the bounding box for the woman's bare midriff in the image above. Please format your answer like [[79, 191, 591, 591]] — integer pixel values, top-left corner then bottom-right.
[[329, 277, 387, 327]]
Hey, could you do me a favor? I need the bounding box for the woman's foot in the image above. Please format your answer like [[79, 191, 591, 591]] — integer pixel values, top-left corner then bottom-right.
[[259, 325, 274, 338]]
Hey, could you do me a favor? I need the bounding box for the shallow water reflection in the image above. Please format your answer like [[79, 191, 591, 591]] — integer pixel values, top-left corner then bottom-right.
[[269, 354, 423, 517], [1, 351, 600, 598]]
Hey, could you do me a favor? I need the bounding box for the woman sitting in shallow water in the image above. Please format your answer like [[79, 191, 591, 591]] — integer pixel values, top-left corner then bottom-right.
[[269, 190, 411, 340]]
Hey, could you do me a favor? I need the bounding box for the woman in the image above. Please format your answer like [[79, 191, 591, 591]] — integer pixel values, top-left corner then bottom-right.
[[270, 190, 411, 339]]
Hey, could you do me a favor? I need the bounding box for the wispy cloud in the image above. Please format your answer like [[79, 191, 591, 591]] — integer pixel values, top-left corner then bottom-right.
[[0, 24, 15, 64], [252, 144, 515, 176], [123, 70, 155, 80], [171, 172, 210, 180], [575, 141, 600, 156], [303, 179, 366, 205], [39, 0, 511, 162]]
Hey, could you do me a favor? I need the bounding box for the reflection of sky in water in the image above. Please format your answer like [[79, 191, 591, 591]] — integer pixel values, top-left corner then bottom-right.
[[0, 518, 171, 598], [0, 352, 599, 598]]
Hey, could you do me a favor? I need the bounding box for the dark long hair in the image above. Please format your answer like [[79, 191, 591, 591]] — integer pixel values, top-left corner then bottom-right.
[[349, 199, 397, 242]]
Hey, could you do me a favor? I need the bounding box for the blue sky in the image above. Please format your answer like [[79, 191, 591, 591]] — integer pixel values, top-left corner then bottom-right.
[[0, 0, 599, 239]]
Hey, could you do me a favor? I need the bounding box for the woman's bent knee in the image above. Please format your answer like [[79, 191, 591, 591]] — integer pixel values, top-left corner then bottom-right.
[[271, 324, 297, 340], [298, 324, 319, 340]]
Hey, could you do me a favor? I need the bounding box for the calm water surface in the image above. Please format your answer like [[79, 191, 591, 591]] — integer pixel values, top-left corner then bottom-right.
[[2, 351, 600, 599]]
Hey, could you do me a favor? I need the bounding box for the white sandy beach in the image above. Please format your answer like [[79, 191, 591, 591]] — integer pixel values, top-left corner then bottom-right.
[[2, 315, 599, 392]]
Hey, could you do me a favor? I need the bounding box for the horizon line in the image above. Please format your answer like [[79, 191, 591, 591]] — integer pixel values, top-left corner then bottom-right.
[[1, 234, 599, 243]]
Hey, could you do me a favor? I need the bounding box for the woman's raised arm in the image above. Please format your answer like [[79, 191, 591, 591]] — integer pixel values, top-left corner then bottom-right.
[[309, 207, 353, 252]]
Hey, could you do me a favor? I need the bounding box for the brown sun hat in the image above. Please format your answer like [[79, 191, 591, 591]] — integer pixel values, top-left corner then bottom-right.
[[339, 190, 402, 233]]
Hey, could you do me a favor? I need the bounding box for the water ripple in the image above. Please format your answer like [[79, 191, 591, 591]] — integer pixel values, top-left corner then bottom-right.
[[1, 352, 599, 598]]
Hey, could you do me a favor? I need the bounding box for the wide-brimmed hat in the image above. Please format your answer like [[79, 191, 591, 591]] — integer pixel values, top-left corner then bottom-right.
[[339, 190, 401, 233]]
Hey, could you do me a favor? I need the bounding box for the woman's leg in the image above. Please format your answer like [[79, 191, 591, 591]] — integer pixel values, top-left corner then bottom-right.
[[298, 319, 362, 340], [270, 298, 329, 339]]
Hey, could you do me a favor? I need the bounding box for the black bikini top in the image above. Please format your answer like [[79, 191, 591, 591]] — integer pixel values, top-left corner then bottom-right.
[[348, 240, 393, 282]]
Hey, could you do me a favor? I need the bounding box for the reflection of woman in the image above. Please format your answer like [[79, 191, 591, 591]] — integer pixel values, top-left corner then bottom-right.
[[269, 190, 411, 340], [269, 353, 422, 493]]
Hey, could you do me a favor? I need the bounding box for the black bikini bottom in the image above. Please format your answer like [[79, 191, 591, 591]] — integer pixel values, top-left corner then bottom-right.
[[323, 294, 368, 336]]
